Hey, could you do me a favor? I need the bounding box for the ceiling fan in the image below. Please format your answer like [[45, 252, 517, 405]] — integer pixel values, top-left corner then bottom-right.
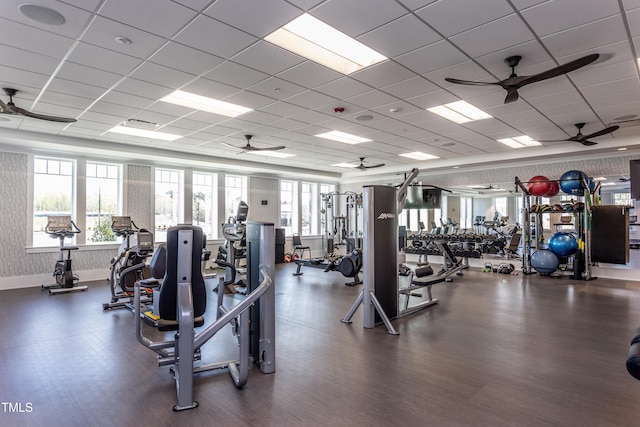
[[356, 157, 385, 171], [0, 88, 77, 122], [471, 184, 500, 190], [445, 53, 599, 104], [221, 134, 285, 152], [539, 123, 619, 146]]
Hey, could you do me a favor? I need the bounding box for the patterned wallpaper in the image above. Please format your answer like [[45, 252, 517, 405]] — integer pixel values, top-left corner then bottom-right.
[[248, 176, 279, 225], [126, 165, 153, 229]]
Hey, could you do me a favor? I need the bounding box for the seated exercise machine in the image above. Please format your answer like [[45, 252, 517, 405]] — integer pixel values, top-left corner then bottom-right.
[[292, 249, 362, 286], [42, 215, 87, 295], [133, 222, 276, 411], [399, 241, 464, 316], [103, 216, 155, 310]]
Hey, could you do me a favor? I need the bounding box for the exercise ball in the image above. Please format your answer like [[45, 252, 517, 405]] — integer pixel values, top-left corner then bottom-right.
[[528, 175, 552, 197], [531, 249, 559, 275], [548, 232, 578, 257], [544, 180, 560, 198], [559, 170, 586, 195]]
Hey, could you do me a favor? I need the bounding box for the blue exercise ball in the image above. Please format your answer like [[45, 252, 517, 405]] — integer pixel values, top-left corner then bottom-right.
[[548, 232, 578, 257], [559, 170, 586, 195], [531, 249, 559, 275]]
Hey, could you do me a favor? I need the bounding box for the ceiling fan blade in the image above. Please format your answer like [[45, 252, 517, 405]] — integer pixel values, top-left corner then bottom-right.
[[0, 99, 12, 114], [516, 54, 600, 87], [579, 140, 598, 146], [9, 104, 76, 122], [220, 141, 244, 149], [245, 145, 286, 151], [579, 125, 619, 140], [366, 163, 385, 169], [504, 89, 519, 104], [444, 77, 501, 87]]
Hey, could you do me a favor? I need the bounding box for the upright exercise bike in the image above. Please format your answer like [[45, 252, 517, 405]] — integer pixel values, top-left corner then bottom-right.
[[42, 215, 87, 295]]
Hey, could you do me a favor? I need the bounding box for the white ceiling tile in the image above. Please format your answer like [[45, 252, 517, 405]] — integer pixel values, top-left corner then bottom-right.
[[80, 16, 166, 59], [346, 90, 399, 110], [100, 91, 155, 109], [357, 14, 441, 58], [381, 76, 440, 99], [204, 0, 301, 38], [395, 40, 468, 74], [56, 62, 122, 89], [277, 62, 342, 89], [67, 42, 142, 75], [351, 61, 417, 88], [416, 0, 513, 37], [314, 77, 373, 99], [0, 0, 94, 38], [230, 41, 305, 76], [522, 0, 620, 37], [98, 0, 197, 38], [570, 59, 638, 87], [247, 77, 307, 101], [149, 42, 225, 76], [204, 62, 270, 89], [260, 101, 308, 117], [130, 62, 196, 88], [541, 15, 628, 58], [0, 17, 74, 59], [0, 66, 49, 90], [312, 0, 408, 37], [397, 0, 438, 11], [284, 90, 338, 110], [0, 44, 59, 75], [224, 90, 280, 110], [449, 14, 535, 58], [113, 78, 174, 99], [174, 15, 258, 59], [181, 78, 242, 100]]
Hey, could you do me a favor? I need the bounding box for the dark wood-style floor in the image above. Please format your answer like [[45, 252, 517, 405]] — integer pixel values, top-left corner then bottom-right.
[[2, 263, 640, 427]]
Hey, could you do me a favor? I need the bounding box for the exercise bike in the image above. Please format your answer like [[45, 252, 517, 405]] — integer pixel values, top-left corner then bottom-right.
[[42, 215, 87, 295], [103, 216, 155, 310]]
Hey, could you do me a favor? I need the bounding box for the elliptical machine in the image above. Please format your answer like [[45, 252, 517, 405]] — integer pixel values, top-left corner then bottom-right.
[[103, 216, 155, 310], [42, 215, 87, 295], [217, 201, 248, 293]]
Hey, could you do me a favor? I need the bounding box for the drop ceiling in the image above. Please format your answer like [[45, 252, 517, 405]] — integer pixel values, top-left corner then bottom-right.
[[1, 0, 640, 182]]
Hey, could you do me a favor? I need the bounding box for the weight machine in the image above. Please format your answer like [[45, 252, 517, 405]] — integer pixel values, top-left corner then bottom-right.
[[320, 191, 363, 257], [133, 223, 275, 411], [42, 215, 87, 295]]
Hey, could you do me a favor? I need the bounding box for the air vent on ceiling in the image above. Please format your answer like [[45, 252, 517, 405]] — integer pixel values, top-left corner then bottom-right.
[[122, 118, 158, 131]]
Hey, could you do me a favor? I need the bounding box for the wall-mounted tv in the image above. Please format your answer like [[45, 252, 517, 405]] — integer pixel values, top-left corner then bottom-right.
[[404, 186, 442, 209]]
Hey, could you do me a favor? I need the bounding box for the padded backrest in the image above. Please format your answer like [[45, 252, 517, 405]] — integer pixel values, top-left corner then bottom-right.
[[158, 225, 207, 321], [292, 233, 303, 247], [149, 244, 166, 279]]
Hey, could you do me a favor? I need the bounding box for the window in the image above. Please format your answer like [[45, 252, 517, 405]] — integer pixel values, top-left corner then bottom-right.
[[33, 157, 74, 247], [614, 192, 631, 206], [301, 182, 318, 235], [280, 180, 298, 235], [460, 197, 473, 229], [494, 197, 507, 218], [155, 168, 183, 242], [86, 162, 121, 244], [193, 172, 217, 239], [224, 175, 247, 223]]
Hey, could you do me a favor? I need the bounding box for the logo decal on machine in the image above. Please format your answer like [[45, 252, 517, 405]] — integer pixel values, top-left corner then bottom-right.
[[377, 213, 395, 220]]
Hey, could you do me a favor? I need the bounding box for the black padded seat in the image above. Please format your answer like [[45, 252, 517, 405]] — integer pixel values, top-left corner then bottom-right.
[[156, 225, 207, 331]]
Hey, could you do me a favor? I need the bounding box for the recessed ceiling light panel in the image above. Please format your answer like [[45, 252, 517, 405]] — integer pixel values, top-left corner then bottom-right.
[[399, 152, 439, 161], [265, 13, 387, 75], [316, 131, 371, 144], [107, 125, 182, 141], [497, 135, 540, 148], [427, 100, 492, 124], [160, 90, 252, 117]]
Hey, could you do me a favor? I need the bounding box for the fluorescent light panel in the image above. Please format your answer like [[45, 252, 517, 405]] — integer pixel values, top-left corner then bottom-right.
[[427, 101, 492, 124], [265, 13, 387, 75], [399, 151, 439, 161], [316, 131, 371, 144], [497, 135, 541, 149], [600, 182, 616, 186], [333, 163, 358, 168], [107, 125, 182, 141], [593, 177, 607, 181], [247, 151, 295, 158], [159, 90, 252, 118]]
